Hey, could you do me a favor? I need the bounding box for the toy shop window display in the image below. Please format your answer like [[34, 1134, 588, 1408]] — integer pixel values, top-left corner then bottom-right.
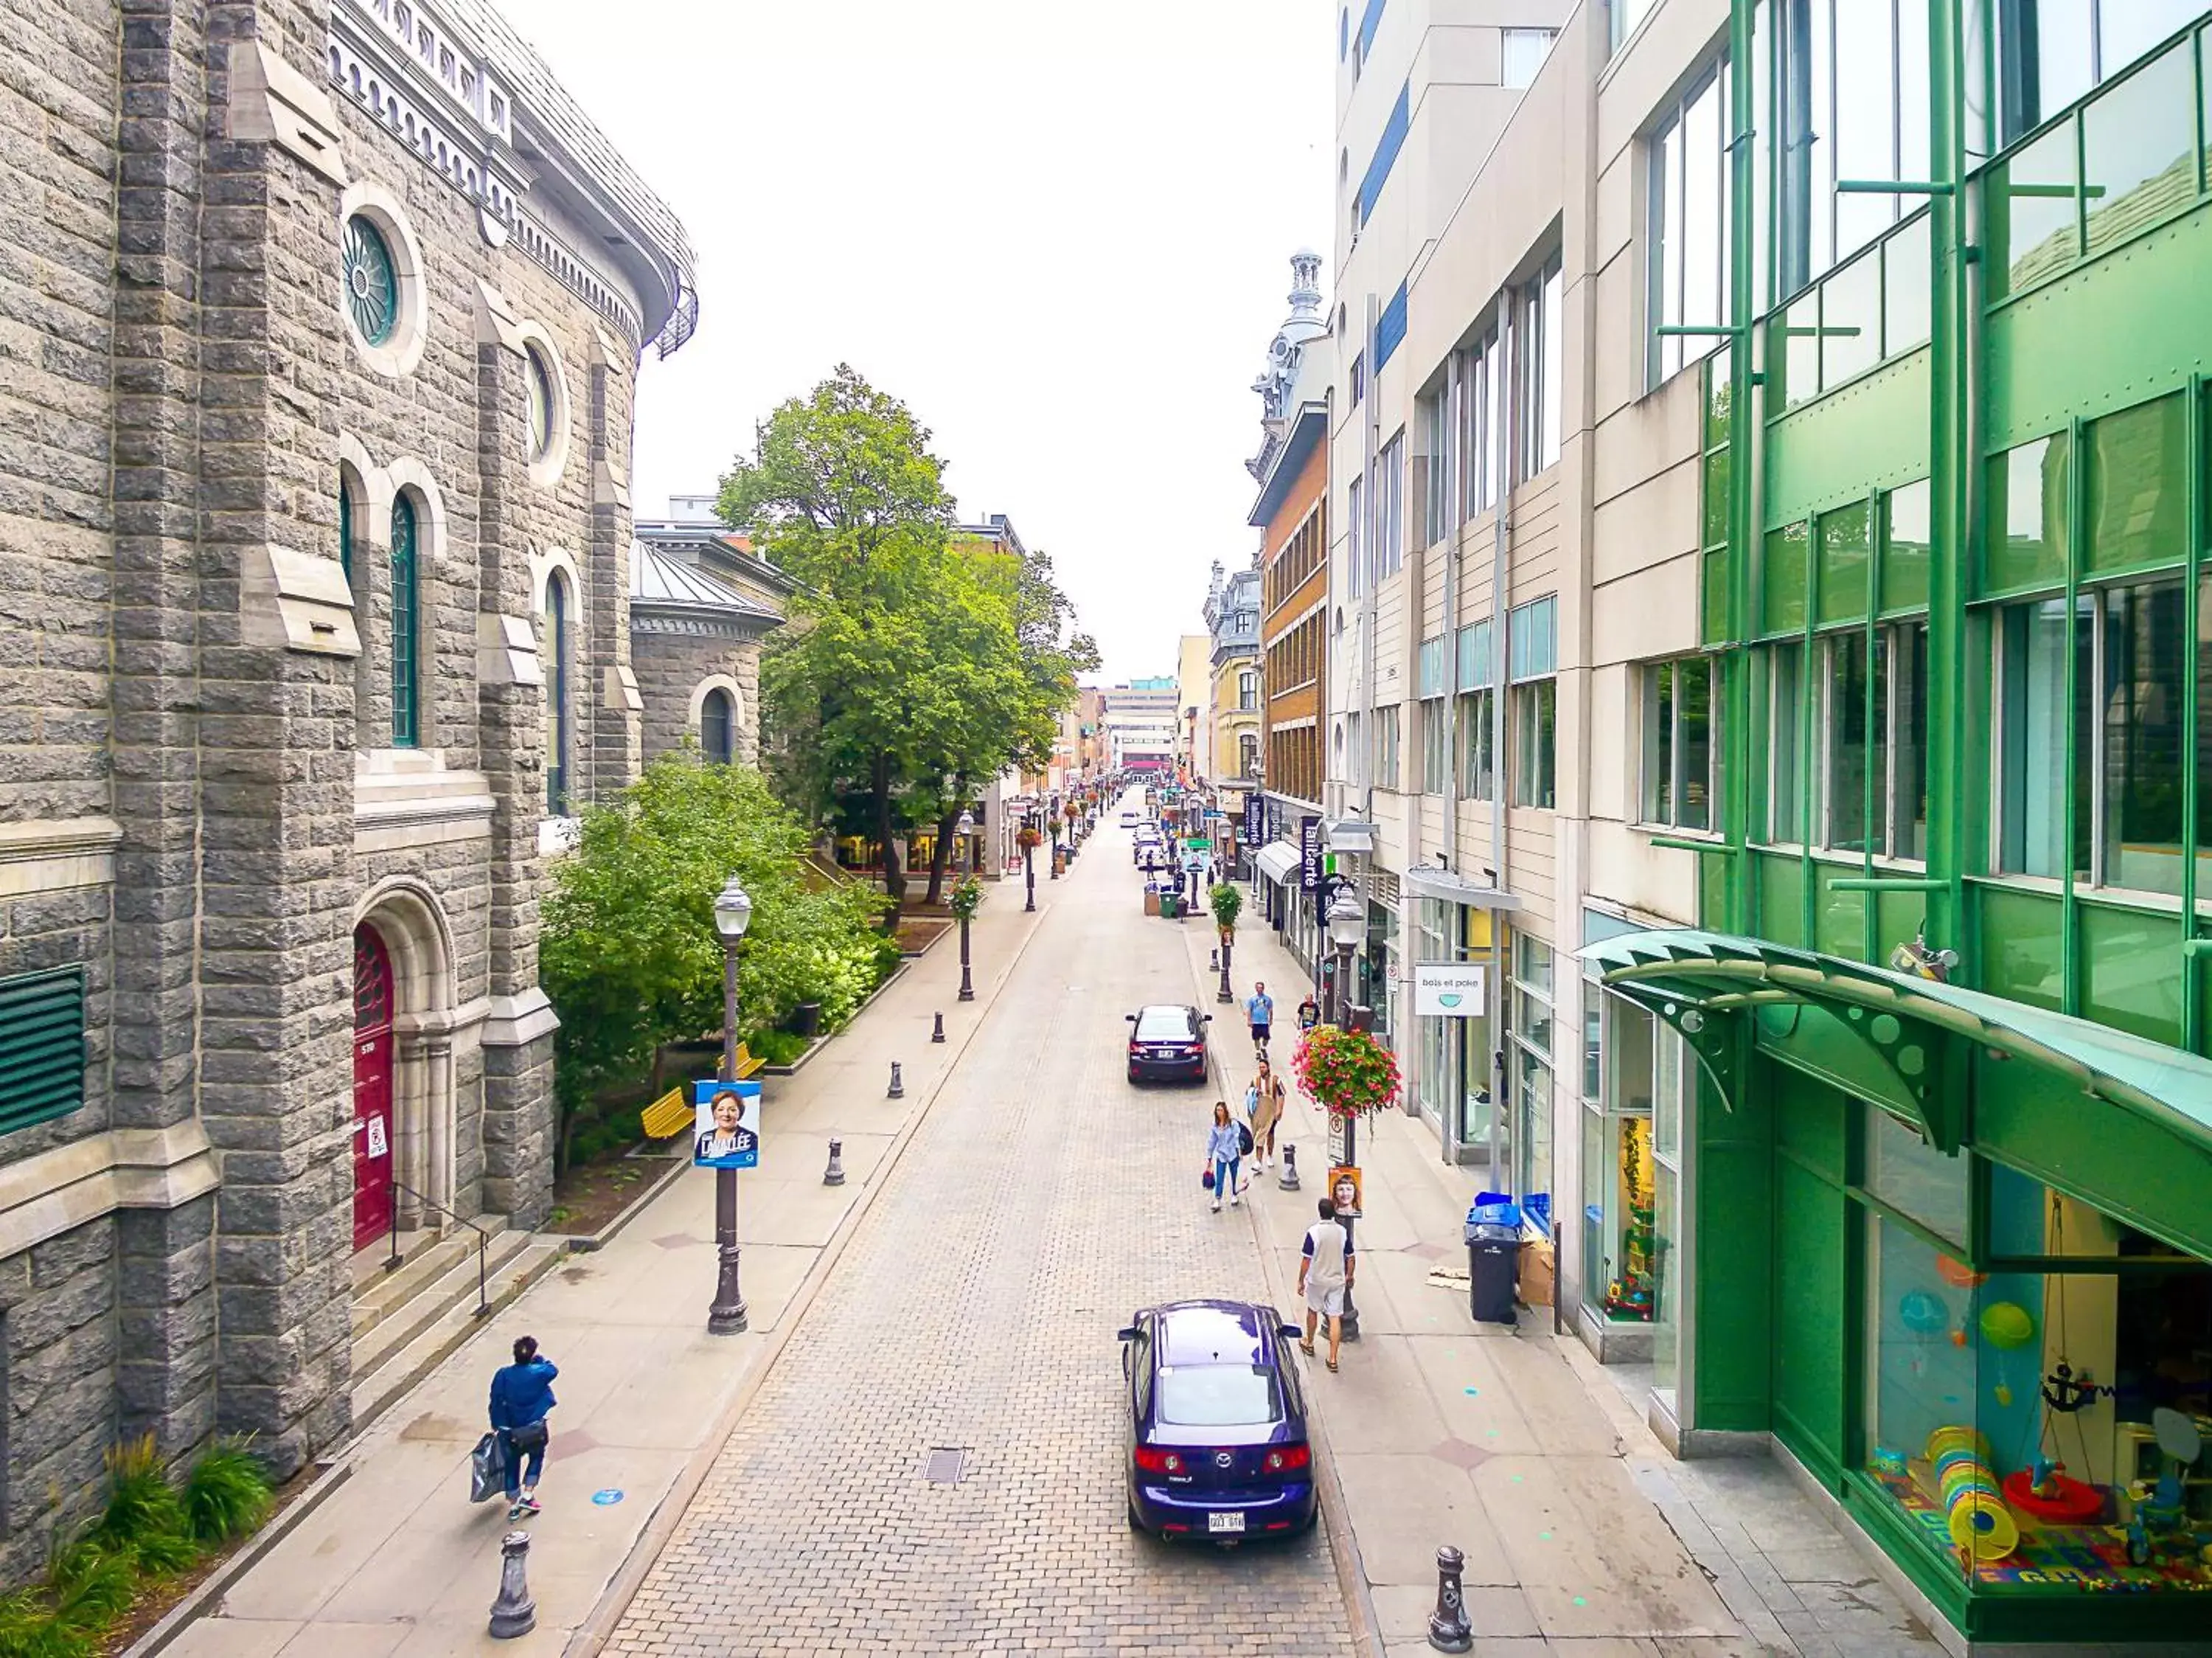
[[1860, 1151, 2212, 1597], [1577, 993, 1678, 1349]]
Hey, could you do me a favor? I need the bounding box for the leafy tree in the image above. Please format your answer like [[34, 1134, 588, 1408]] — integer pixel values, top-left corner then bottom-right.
[[724, 366, 1090, 915], [539, 753, 886, 1167]]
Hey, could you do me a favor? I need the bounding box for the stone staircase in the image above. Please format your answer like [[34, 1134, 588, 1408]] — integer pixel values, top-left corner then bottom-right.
[[349, 1223, 567, 1431]]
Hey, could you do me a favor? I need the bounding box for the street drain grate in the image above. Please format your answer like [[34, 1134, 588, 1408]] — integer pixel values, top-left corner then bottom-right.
[[923, 1448, 966, 1484]]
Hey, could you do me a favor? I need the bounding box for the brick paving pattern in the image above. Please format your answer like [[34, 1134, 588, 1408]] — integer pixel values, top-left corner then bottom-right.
[[605, 861, 1354, 1656]]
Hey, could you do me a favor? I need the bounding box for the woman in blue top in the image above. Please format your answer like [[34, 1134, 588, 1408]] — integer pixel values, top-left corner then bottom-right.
[[1206, 1101, 1243, 1214], [488, 1334, 558, 1520]]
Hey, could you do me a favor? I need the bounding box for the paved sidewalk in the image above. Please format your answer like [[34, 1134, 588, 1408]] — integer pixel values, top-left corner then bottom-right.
[[164, 864, 1060, 1658], [1186, 901, 1941, 1658]]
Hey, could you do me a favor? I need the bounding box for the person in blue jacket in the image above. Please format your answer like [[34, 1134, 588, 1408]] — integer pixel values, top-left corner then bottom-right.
[[488, 1334, 558, 1520]]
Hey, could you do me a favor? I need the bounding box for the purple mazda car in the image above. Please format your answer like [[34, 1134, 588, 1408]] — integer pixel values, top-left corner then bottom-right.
[[1118, 1300, 1318, 1541]]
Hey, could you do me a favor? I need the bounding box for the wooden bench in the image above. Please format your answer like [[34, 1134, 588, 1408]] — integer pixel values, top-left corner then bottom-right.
[[638, 1045, 766, 1140]]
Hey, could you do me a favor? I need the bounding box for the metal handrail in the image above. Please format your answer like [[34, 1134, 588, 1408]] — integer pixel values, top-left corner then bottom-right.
[[385, 1179, 493, 1317]]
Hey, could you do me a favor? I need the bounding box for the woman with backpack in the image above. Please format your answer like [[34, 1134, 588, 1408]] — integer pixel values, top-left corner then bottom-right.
[[488, 1334, 558, 1521], [1206, 1101, 1244, 1213]]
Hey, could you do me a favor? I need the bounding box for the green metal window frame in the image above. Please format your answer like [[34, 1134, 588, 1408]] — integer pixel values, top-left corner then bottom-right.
[[390, 492, 421, 749], [0, 967, 86, 1135], [342, 214, 399, 347]]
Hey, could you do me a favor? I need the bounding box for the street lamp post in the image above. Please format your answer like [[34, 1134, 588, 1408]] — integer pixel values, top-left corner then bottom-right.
[[707, 875, 753, 1335], [955, 808, 976, 1002], [1023, 809, 1037, 913], [1324, 887, 1366, 1342]]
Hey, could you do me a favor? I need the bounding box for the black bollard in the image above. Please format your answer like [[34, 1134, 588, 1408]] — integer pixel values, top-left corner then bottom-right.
[[931, 1011, 946, 1044], [824, 1138, 845, 1187], [1427, 1545, 1472, 1651], [887, 1061, 905, 1099], [488, 1529, 537, 1640], [1279, 1142, 1301, 1191]]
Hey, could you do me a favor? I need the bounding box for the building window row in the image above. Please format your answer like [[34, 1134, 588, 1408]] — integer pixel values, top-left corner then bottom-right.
[[1349, 432, 1405, 597], [1641, 656, 1719, 832], [1269, 723, 1321, 805], [1647, 54, 1732, 387], [1267, 501, 1327, 612], [1266, 610, 1324, 698]]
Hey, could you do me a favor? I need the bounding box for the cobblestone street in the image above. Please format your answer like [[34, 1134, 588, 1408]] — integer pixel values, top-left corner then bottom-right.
[[603, 841, 1355, 1657]]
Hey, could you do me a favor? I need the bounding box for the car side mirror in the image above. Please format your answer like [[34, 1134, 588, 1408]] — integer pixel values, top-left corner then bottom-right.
[[1116, 1325, 1140, 1342], [1125, 1013, 1138, 1022], [1279, 1322, 1302, 1342], [1200, 1014, 1213, 1023]]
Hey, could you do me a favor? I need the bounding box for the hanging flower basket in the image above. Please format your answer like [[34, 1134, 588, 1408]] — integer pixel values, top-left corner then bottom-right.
[[1292, 1024, 1401, 1120], [1016, 827, 1043, 850], [947, 875, 983, 922]]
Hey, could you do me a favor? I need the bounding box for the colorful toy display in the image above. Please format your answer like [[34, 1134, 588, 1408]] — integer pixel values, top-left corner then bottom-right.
[[1927, 1426, 2021, 1562], [1601, 1117, 1659, 1322]]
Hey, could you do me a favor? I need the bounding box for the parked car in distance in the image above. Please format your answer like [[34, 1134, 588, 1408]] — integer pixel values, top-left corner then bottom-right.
[[1120, 1300, 1317, 1541], [1125, 1005, 1208, 1084], [1120, 808, 1141, 827]]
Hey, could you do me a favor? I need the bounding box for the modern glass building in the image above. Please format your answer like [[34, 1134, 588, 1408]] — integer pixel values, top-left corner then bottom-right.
[[1583, 1, 2212, 1644]]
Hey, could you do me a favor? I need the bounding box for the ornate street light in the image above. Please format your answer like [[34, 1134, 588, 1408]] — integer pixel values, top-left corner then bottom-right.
[[1323, 881, 1368, 1342], [707, 875, 753, 1335], [954, 808, 978, 1002]]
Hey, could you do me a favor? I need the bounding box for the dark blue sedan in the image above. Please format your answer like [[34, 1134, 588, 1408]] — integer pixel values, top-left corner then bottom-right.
[[1118, 1300, 1318, 1541]]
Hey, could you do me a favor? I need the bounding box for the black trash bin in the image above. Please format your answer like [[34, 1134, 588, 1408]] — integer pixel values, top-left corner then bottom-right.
[[789, 1001, 823, 1038], [1464, 1198, 1521, 1327]]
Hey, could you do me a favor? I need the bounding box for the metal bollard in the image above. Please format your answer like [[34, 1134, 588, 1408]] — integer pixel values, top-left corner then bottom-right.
[[1426, 1544, 1472, 1651], [1208, 948, 1220, 972], [824, 1138, 845, 1187], [887, 1061, 905, 1099], [1279, 1142, 1301, 1191], [488, 1529, 538, 1640], [931, 1011, 946, 1044]]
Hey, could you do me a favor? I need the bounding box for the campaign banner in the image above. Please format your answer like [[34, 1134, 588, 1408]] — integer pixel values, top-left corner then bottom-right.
[[690, 1078, 763, 1170], [1298, 815, 1324, 892]]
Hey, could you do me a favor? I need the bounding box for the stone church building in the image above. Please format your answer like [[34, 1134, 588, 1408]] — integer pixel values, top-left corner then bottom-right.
[[0, 0, 698, 1565]]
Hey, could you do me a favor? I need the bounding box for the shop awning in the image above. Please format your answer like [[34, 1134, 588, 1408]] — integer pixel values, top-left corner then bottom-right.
[[1253, 841, 1302, 885], [1402, 867, 1523, 912], [1580, 928, 2212, 1258]]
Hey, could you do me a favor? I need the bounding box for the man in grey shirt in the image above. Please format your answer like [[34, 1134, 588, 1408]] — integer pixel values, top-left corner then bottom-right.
[[1298, 1199, 1354, 1373]]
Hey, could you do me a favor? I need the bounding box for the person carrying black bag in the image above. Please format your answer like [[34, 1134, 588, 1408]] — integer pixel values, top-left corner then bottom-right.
[[488, 1334, 558, 1521]]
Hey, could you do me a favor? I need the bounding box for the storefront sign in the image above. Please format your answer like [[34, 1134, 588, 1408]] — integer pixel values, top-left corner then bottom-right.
[[1244, 791, 1263, 844], [1413, 962, 1489, 1017], [1298, 816, 1323, 892]]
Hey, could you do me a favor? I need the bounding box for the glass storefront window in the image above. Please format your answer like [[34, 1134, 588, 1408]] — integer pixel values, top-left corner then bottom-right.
[[1863, 1102, 1969, 1246], [1863, 1149, 2212, 1596]]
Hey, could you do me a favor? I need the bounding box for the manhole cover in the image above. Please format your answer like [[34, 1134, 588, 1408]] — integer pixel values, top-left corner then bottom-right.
[[923, 1448, 966, 1484]]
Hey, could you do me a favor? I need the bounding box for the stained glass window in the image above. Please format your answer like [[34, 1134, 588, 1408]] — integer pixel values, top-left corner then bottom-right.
[[343, 215, 399, 347], [391, 494, 420, 748]]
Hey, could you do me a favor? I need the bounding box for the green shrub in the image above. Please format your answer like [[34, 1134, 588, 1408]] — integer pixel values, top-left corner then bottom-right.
[[94, 1437, 189, 1555], [184, 1441, 274, 1545], [0, 1594, 95, 1658], [44, 1541, 135, 1635], [742, 1029, 807, 1066]]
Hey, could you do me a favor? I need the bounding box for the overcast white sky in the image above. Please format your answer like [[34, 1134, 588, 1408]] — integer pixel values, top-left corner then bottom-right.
[[504, 0, 1335, 683]]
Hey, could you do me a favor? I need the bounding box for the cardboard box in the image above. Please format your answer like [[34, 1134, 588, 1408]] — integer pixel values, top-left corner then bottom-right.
[[1517, 1237, 1556, 1308]]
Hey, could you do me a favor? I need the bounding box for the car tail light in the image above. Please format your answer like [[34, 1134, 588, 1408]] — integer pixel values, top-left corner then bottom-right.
[[1265, 1444, 1312, 1474], [1133, 1446, 1185, 1474]]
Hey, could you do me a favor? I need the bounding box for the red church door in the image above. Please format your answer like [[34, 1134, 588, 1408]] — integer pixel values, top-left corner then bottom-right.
[[352, 924, 397, 1252]]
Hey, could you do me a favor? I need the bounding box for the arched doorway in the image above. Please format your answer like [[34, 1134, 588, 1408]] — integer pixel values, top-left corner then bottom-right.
[[352, 923, 397, 1252]]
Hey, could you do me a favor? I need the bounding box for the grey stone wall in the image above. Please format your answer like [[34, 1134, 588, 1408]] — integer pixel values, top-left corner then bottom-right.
[[1, 1220, 120, 1586], [634, 631, 763, 767]]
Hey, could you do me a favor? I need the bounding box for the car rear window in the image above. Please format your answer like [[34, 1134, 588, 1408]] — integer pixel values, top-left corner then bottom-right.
[[1155, 1365, 1283, 1427], [1134, 1009, 1193, 1040]]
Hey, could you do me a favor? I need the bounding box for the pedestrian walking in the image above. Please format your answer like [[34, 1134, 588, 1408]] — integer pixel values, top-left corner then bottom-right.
[[1298, 1199, 1354, 1373], [1206, 1101, 1244, 1213], [488, 1334, 559, 1521], [1248, 1058, 1286, 1170], [1295, 991, 1321, 1033], [1245, 980, 1274, 1060]]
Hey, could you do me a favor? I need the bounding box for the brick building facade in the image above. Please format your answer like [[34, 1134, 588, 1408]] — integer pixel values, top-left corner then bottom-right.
[[0, 0, 695, 1570]]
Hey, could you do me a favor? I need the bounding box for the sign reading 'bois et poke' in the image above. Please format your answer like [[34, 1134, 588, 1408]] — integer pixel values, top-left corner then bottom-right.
[[1413, 962, 1489, 1018]]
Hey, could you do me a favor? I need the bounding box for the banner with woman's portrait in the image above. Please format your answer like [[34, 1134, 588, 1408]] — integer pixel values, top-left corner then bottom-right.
[[692, 1079, 763, 1169]]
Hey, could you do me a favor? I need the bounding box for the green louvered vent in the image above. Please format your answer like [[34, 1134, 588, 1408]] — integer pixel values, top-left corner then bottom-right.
[[0, 968, 86, 1134]]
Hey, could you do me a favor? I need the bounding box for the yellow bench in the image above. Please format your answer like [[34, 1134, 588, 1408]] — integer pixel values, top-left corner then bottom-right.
[[639, 1045, 767, 1140]]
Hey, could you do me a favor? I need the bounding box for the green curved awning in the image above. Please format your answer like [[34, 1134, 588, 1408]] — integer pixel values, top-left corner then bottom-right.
[[1579, 929, 2212, 1162]]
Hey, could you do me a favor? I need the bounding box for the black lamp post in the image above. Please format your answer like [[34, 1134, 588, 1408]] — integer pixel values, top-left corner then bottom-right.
[[1324, 885, 1366, 1342], [707, 874, 752, 1336], [955, 808, 976, 1002]]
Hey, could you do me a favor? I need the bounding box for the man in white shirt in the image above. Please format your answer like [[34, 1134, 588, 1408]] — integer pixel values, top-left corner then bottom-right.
[[1297, 1199, 1354, 1373]]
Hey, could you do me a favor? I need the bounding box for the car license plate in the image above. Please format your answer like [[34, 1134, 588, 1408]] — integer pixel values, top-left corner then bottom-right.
[[1208, 1510, 1245, 1534]]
